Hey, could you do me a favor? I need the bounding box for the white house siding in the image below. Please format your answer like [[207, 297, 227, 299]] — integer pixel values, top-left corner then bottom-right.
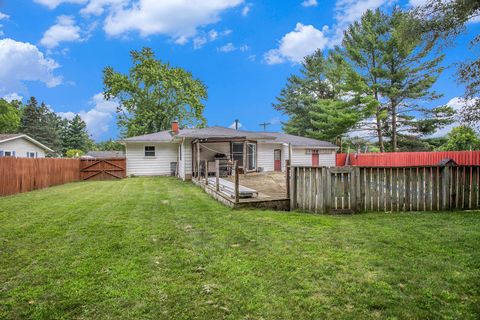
[[0, 138, 46, 158], [257, 143, 284, 172], [126, 142, 178, 176], [290, 148, 336, 167], [179, 139, 193, 180]]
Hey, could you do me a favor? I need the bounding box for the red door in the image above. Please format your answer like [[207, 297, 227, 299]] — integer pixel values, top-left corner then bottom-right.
[[312, 153, 319, 166], [274, 149, 281, 171]]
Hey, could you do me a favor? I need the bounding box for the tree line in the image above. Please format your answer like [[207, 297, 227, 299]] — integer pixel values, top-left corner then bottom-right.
[[274, 3, 480, 152], [0, 97, 123, 157]]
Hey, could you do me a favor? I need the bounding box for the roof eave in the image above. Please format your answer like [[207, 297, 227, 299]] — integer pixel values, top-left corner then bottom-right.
[[0, 134, 54, 153]]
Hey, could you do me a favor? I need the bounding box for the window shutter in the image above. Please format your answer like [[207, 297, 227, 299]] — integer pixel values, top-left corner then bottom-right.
[[12, 151, 16, 157], [36, 152, 38, 158], [0, 150, 3, 156]]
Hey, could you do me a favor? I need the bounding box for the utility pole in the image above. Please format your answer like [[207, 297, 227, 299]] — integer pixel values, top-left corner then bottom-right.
[[259, 122, 271, 131]]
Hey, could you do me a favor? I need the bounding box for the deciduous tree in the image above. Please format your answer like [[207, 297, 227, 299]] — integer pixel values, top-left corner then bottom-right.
[[103, 47, 207, 137]]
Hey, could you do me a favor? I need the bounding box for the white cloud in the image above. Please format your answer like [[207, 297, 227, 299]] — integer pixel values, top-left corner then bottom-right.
[[335, 0, 389, 27], [218, 42, 236, 52], [193, 28, 231, 49], [431, 97, 480, 137], [265, 0, 391, 65], [242, 4, 251, 16], [102, 0, 243, 43], [80, 0, 126, 16], [0, 12, 9, 20], [301, 0, 318, 7], [3, 93, 23, 102], [58, 93, 118, 139], [264, 23, 329, 64], [408, 0, 426, 6], [40, 15, 83, 49], [33, 0, 87, 9], [229, 120, 242, 129], [0, 38, 62, 97]]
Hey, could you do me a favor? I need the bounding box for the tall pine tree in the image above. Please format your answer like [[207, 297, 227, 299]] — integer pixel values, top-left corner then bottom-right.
[[273, 50, 336, 137], [379, 8, 454, 151], [20, 97, 63, 154], [340, 9, 388, 151], [63, 115, 91, 152]]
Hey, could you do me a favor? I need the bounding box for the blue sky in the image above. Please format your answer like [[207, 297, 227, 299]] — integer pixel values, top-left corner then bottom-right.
[[0, 0, 478, 141]]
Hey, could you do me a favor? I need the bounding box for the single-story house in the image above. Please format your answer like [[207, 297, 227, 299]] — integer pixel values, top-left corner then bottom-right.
[[83, 150, 126, 158], [0, 134, 53, 158], [121, 121, 338, 180]]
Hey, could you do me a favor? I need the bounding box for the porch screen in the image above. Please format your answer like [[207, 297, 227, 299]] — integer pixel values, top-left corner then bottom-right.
[[232, 142, 243, 166], [247, 143, 256, 171]]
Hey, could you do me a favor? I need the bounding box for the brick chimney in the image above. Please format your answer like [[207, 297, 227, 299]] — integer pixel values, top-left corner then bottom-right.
[[171, 120, 179, 134]]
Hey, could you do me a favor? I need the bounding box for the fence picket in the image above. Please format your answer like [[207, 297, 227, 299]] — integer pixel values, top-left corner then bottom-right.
[[290, 164, 480, 214]]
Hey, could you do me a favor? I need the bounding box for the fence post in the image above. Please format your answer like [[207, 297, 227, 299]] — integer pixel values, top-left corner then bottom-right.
[[325, 168, 332, 213], [286, 160, 290, 199], [290, 166, 297, 210], [234, 161, 239, 203], [204, 160, 208, 185], [215, 159, 220, 192]]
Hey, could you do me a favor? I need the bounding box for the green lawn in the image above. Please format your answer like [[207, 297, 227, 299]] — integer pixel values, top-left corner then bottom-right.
[[0, 178, 479, 319]]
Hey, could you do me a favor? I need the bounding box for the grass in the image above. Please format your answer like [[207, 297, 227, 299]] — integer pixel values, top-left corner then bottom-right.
[[0, 177, 479, 319]]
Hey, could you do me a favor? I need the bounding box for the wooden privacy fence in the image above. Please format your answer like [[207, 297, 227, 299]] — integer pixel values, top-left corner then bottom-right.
[[80, 158, 126, 180], [0, 157, 80, 196], [1, 157, 126, 196], [290, 165, 480, 214]]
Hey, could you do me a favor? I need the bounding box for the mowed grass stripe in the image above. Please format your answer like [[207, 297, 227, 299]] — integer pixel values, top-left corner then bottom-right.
[[0, 177, 479, 319]]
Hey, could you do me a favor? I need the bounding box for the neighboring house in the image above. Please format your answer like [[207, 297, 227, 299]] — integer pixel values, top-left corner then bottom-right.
[[0, 134, 53, 158], [121, 121, 338, 180], [84, 151, 125, 158]]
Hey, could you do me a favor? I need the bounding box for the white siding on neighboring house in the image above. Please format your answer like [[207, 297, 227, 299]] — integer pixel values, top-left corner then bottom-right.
[[0, 138, 47, 158], [125, 142, 178, 176], [290, 148, 336, 167], [257, 143, 283, 172]]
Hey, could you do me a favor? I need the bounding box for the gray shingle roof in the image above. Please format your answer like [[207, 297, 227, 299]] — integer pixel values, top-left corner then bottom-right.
[[121, 126, 337, 148], [85, 151, 125, 158], [262, 132, 338, 148], [0, 133, 54, 152], [0, 133, 23, 142]]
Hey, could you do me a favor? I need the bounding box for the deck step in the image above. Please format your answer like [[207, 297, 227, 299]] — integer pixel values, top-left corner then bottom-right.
[[206, 177, 258, 198]]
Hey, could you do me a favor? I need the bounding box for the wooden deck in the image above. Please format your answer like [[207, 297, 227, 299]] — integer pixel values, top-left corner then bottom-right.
[[193, 177, 290, 210], [206, 177, 258, 198]]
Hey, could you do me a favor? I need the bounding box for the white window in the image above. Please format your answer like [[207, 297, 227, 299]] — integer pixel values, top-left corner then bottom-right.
[[27, 152, 36, 158], [144, 146, 155, 157], [4, 151, 13, 157]]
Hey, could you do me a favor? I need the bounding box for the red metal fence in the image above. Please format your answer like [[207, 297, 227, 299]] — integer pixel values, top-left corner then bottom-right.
[[336, 151, 480, 167]]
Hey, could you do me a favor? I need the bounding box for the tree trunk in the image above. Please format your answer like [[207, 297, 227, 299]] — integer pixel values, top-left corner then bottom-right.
[[372, 52, 384, 153], [391, 101, 397, 152], [376, 113, 385, 152]]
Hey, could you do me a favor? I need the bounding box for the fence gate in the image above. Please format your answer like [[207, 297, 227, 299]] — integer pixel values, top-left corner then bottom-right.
[[291, 167, 357, 214], [329, 168, 356, 213], [80, 158, 126, 180]]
